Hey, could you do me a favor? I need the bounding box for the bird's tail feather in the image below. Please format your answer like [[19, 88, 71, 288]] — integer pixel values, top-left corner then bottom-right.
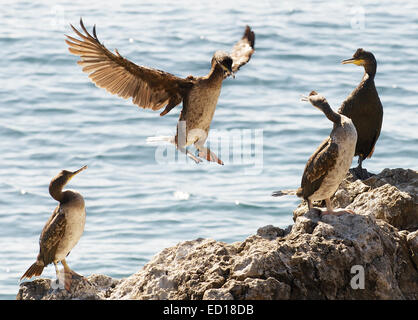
[[20, 261, 44, 280], [272, 189, 298, 197], [146, 136, 175, 144]]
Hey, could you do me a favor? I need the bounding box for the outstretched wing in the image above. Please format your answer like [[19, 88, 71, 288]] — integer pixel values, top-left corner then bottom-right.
[[300, 137, 339, 199], [230, 26, 255, 73], [38, 207, 67, 265], [66, 18, 194, 116]]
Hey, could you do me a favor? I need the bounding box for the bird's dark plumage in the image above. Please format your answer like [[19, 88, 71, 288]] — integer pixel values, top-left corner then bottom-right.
[[300, 137, 339, 201], [339, 48, 383, 172], [37, 208, 67, 266]]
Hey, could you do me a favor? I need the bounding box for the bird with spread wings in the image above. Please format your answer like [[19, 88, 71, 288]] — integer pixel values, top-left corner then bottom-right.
[[66, 18, 255, 165]]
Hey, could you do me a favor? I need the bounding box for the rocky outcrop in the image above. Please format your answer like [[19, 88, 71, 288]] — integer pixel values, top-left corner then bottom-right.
[[17, 168, 418, 300], [16, 274, 120, 300], [293, 168, 418, 231]]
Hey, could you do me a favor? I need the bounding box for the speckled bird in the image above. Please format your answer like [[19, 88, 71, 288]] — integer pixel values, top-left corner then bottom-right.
[[273, 92, 357, 215], [21, 166, 88, 290]]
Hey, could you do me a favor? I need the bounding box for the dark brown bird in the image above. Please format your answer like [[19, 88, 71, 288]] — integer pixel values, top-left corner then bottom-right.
[[66, 18, 255, 165], [21, 166, 87, 291], [339, 48, 383, 178], [273, 91, 357, 215]]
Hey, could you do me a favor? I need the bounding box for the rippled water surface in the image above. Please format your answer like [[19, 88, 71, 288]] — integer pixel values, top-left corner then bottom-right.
[[0, 0, 417, 299]]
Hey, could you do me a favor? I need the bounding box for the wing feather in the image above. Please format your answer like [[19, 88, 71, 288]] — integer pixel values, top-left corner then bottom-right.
[[38, 207, 67, 265], [66, 18, 194, 116], [230, 26, 255, 73], [301, 137, 339, 199]]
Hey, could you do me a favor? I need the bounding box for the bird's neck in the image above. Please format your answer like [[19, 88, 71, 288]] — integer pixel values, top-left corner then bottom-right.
[[49, 180, 67, 202], [322, 105, 341, 125], [363, 63, 376, 81], [207, 63, 225, 82]]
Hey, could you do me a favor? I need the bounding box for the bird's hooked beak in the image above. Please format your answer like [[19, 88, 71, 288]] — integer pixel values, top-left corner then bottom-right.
[[226, 68, 235, 79], [341, 58, 365, 66], [221, 64, 235, 78], [300, 91, 324, 111], [70, 165, 88, 179], [300, 95, 319, 110], [300, 90, 318, 102], [300, 95, 309, 102]]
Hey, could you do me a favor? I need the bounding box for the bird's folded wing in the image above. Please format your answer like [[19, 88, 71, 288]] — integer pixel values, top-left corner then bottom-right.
[[38, 208, 67, 265], [301, 138, 339, 197], [230, 26, 255, 73], [66, 19, 194, 115]]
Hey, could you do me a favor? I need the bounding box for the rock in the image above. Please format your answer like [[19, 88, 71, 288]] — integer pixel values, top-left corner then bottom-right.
[[16, 279, 51, 300], [222, 277, 291, 300], [406, 230, 418, 267], [293, 168, 418, 231], [257, 224, 291, 240], [17, 168, 418, 300], [347, 184, 416, 230], [203, 288, 234, 300], [16, 274, 119, 300], [109, 239, 235, 300]]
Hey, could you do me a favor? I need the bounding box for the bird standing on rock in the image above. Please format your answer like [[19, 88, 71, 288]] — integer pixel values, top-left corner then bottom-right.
[[272, 91, 357, 216], [339, 48, 383, 179], [21, 166, 88, 291], [66, 19, 255, 165]]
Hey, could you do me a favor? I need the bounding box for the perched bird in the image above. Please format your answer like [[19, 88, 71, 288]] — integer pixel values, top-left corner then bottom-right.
[[339, 48, 383, 178], [66, 18, 255, 165], [272, 91, 357, 215], [21, 166, 88, 290]]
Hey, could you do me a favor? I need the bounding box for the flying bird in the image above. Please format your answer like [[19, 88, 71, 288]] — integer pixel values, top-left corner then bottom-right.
[[66, 18, 255, 165], [339, 48, 383, 179], [21, 166, 88, 291], [273, 92, 357, 216]]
